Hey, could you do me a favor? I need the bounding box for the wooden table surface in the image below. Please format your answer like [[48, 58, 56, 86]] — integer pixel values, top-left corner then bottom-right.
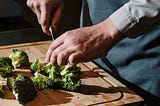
[[0, 40, 144, 106]]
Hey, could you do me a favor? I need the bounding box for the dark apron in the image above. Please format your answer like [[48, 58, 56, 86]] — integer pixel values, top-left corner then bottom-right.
[[80, 0, 160, 105]]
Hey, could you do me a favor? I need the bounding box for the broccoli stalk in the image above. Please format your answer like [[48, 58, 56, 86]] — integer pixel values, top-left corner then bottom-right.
[[9, 49, 29, 68], [0, 57, 14, 77], [7, 74, 37, 105]]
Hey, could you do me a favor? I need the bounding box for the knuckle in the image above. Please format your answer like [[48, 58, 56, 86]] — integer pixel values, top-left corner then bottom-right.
[[40, 2, 47, 9], [64, 31, 72, 38], [33, 2, 39, 8]]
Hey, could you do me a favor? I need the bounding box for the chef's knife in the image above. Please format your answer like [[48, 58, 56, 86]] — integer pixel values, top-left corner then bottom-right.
[[49, 26, 54, 40]]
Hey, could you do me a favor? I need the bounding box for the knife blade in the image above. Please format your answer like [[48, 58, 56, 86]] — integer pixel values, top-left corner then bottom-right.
[[49, 26, 54, 40]]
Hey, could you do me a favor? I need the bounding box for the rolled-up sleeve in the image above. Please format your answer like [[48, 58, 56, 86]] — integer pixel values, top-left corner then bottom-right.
[[109, 0, 160, 38]]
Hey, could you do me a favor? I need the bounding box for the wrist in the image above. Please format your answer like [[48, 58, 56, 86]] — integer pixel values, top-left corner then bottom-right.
[[105, 18, 125, 42], [98, 18, 126, 45], [92, 18, 126, 52]]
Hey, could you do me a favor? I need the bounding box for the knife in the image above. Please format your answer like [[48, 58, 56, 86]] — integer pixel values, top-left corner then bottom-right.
[[49, 26, 54, 40]]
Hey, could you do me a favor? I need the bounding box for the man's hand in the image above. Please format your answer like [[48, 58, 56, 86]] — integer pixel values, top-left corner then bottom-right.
[[27, 0, 64, 35], [45, 18, 125, 65]]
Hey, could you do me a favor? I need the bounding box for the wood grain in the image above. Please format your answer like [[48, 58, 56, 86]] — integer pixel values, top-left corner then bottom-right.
[[0, 41, 144, 106]]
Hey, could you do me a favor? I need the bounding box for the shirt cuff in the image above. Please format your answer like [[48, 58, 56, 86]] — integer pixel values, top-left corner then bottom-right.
[[109, 3, 139, 38]]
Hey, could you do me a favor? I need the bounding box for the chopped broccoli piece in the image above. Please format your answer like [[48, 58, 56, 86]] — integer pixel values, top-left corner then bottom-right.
[[41, 62, 53, 73], [12, 74, 37, 105], [0, 57, 14, 77], [31, 72, 48, 90], [31, 62, 53, 76], [62, 73, 81, 91], [60, 64, 80, 77], [0, 77, 4, 97], [30, 61, 82, 91], [49, 66, 61, 79], [9, 49, 29, 68], [30, 58, 41, 73], [46, 78, 63, 89], [7, 77, 14, 90], [46, 66, 63, 89]]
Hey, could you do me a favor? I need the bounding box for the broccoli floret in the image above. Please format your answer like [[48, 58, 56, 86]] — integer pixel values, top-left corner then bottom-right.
[[49, 66, 61, 79], [46, 78, 63, 89], [41, 62, 53, 73], [46, 66, 63, 89], [60, 64, 80, 77], [62, 73, 81, 91], [0, 57, 14, 77], [0, 77, 4, 97], [31, 72, 48, 90], [7, 77, 14, 90], [9, 49, 29, 68], [32, 62, 53, 76], [30, 58, 41, 73], [12, 74, 37, 105], [30, 61, 82, 91]]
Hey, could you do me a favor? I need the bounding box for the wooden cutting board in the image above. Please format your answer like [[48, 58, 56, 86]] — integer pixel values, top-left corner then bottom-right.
[[0, 41, 144, 106]]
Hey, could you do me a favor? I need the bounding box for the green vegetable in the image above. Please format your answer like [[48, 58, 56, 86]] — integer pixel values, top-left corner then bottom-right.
[[49, 66, 61, 79], [46, 78, 63, 89], [30, 57, 82, 91], [30, 58, 41, 73], [8, 74, 37, 105], [46, 66, 62, 89], [0, 57, 14, 77], [31, 72, 48, 90], [0, 77, 4, 97], [9, 49, 29, 68], [41, 62, 53, 74], [30, 59, 53, 76], [60, 64, 80, 77], [7, 77, 14, 90], [62, 72, 81, 91]]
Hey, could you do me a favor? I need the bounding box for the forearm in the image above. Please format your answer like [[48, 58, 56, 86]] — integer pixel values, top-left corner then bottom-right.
[[109, 0, 160, 38]]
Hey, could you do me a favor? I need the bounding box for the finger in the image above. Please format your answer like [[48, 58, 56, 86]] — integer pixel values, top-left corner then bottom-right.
[[51, 2, 64, 31], [27, 0, 36, 13], [40, 4, 51, 35], [49, 45, 65, 65], [41, 26, 50, 35], [26, 0, 32, 8], [57, 50, 73, 65], [33, 2, 41, 24], [45, 39, 63, 62], [68, 52, 81, 65], [26, 0, 41, 24]]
